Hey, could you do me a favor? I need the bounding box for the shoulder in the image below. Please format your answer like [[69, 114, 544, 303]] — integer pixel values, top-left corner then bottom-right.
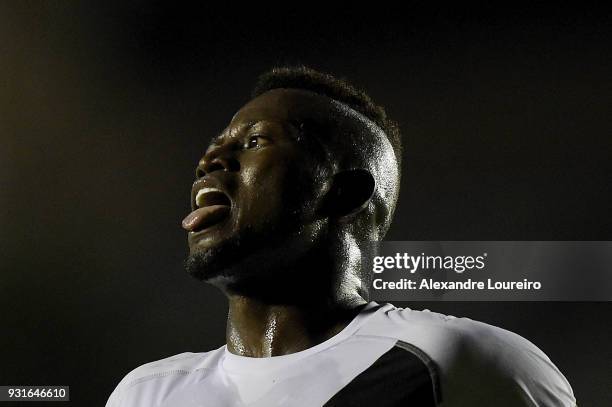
[[118, 351, 204, 385], [105, 348, 223, 407], [360, 304, 576, 406]]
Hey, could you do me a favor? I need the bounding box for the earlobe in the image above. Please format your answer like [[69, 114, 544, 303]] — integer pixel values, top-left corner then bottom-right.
[[323, 169, 375, 219]]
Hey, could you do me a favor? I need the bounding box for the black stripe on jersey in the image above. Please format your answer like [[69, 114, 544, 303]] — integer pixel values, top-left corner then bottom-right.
[[323, 340, 441, 407]]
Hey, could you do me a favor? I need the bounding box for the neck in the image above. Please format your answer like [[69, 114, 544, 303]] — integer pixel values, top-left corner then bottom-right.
[[225, 295, 367, 357]]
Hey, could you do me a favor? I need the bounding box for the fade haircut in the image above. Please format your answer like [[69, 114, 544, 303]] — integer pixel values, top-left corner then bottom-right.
[[251, 66, 402, 171]]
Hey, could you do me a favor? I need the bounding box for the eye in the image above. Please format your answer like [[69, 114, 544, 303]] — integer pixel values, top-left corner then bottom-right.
[[244, 135, 268, 149]]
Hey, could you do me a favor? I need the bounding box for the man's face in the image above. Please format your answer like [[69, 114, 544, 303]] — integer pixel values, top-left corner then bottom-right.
[[183, 89, 332, 284]]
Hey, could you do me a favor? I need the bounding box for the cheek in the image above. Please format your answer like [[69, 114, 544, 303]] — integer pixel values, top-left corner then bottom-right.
[[237, 152, 320, 221], [235, 156, 289, 222]]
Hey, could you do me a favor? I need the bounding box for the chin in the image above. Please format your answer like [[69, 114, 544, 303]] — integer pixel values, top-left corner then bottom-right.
[[185, 235, 242, 282], [185, 219, 324, 290], [184, 227, 270, 283]]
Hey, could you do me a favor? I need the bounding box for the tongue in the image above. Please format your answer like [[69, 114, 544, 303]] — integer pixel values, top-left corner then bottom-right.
[[181, 205, 230, 231]]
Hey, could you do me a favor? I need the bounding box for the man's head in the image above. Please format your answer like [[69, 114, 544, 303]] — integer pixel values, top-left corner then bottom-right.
[[183, 66, 401, 301]]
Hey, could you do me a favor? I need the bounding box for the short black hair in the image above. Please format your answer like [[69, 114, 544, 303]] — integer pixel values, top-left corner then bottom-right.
[[251, 66, 402, 169]]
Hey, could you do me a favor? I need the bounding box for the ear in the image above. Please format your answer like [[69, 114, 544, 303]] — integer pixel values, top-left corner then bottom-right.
[[322, 169, 375, 219]]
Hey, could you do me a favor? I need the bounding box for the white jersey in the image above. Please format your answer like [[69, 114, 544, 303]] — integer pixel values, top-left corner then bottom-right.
[[106, 302, 576, 406]]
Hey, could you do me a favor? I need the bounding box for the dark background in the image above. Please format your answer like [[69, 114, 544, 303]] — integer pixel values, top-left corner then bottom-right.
[[1, 3, 610, 406]]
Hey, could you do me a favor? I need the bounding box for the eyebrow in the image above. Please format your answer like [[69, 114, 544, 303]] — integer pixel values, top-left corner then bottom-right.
[[209, 121, 259, 146]]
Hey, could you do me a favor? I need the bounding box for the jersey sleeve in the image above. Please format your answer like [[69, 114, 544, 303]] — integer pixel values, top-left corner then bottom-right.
[[103, 352, 201, 407], [443, 318, 577, 407], [105, 386, 122, 407]]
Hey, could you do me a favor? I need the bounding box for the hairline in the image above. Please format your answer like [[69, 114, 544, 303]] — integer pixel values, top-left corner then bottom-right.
[[252, 87, 398, 168]]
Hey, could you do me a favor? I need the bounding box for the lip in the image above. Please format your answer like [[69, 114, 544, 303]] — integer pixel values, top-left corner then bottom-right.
[[195, 188, 231, 210], [187, 214, 231, 246], [190, 177, 233, 211], [184, 176, 234, 245]]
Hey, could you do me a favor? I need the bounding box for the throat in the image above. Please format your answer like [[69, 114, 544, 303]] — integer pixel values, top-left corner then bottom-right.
[[225, 296, 365, 357]]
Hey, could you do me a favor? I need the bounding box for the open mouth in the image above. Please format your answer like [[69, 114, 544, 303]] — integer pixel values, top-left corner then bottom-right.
[[182, 187, 232, 232]]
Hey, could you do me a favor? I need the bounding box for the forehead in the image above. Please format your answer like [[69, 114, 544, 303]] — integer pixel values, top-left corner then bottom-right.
[[229, 89, 335, 129]]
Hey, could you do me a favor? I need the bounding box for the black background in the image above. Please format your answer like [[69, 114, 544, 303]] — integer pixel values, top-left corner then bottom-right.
[[1, 3, 610, 406]]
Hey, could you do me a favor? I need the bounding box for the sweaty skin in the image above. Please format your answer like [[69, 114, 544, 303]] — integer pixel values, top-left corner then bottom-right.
[[182, 89, 397, 357], [107, 83, 576, 407]]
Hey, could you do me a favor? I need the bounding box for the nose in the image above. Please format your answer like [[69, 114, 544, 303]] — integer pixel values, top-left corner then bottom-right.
[[196, 148, 240, 178]]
